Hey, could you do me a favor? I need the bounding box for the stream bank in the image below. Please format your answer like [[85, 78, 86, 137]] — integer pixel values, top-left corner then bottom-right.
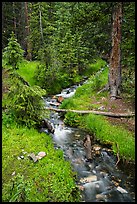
[[40, 84, 135, 202]]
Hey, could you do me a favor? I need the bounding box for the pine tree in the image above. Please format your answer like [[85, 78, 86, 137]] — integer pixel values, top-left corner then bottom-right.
[[3, 32, 24, 70]]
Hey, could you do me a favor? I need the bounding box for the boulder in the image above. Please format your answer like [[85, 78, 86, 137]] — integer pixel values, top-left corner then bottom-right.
[[41, 119, 55, 134]]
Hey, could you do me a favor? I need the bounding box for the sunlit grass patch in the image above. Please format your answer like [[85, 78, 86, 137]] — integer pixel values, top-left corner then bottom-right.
[[2, 123, 80, 202], [85, 58, 107, 75], [82, 113, 135, 161], [17, 60, 40, 85]]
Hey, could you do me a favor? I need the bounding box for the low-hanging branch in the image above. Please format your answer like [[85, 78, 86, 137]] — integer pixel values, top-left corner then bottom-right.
[[45, 107, 135, 118]]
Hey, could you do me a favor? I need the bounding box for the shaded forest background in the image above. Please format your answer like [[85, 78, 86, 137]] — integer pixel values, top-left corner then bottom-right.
[[2, 2, 135, 98]]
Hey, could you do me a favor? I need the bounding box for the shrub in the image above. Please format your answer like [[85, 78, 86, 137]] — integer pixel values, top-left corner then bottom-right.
[[4, 72, 46, 128], [64, 112, 81, 127]]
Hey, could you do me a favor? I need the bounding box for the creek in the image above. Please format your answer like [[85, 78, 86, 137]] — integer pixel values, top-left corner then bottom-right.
[[41, 83, 135, 202]]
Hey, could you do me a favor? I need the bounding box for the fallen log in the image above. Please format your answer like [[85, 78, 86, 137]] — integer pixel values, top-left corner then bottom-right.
[[45, 107, 135, 118]]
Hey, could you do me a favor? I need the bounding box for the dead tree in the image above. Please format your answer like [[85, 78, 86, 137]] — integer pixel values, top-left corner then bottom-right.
[[83, 135, 93, 161], [45, 107, 135, 118], [109, 2, 122, 99]]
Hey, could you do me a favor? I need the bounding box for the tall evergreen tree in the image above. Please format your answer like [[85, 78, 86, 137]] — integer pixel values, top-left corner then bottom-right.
[[2, 2, 135, 98], [3, 32, 24, 70], [24, 2, 32, 60]]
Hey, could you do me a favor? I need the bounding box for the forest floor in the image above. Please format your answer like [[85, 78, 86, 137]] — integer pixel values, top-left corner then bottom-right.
[[90, 95, 135, 134]]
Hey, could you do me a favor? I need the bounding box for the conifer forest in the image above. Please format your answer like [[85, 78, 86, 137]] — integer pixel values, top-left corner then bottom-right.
[[2, 2, 135, 202]]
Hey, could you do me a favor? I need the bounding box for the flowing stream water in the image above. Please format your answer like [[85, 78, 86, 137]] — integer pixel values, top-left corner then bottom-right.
[[41, 84, 135, 202]]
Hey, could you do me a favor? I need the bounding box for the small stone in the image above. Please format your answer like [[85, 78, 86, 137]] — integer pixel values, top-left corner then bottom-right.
[[23, 151, 27, 154], [92, 170, 96, 174], [52, 95, 57, 99], [20, 155, 24, 159], [77, 185, 85, 191], [101, 97, 106, 101], [117, 186, 128, 194], [96, 194, 107, 200], [96, 183, 100, 189], [12, 171, 16, 176], [100, 171, 108, 177], [37, 151, 46, 158], [92, 145, 101, 151], [17, 156, 21, 160], [98, 106, 105, 110], [96, 150, 101, 155], [36, 155, 42, 160], [80, 175, 97, 183], [112, 180, 119, 187], [75, 134, 81, 138], [28, 153, 38, 162]]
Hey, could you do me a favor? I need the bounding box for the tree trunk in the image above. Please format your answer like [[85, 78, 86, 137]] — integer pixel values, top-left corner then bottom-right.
[[24, 2, 32, 61], [12, 2, 17, 35], [109, 2, 122, 99], [20, 2, 26, 50], [39, 3, 44, 44], [83, 135, 93, 161]]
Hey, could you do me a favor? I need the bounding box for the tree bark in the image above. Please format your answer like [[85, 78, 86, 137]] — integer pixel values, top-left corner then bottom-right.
[[24, 2, 32, 61], [12, 2, 17, 35], [45, 107, 134, 118], [109, 2, 122, 99], [39, 3, 44, 44]]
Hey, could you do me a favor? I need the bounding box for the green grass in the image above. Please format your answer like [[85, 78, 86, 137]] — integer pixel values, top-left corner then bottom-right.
[[2, 58, 40, 86], [61, 65, 108, 111], [2, 122, 81, 202], [60, 59, 135, 162], [84, 58, 107, 75], [84, 114, 135, 161], [17, 60, 40, 86]]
